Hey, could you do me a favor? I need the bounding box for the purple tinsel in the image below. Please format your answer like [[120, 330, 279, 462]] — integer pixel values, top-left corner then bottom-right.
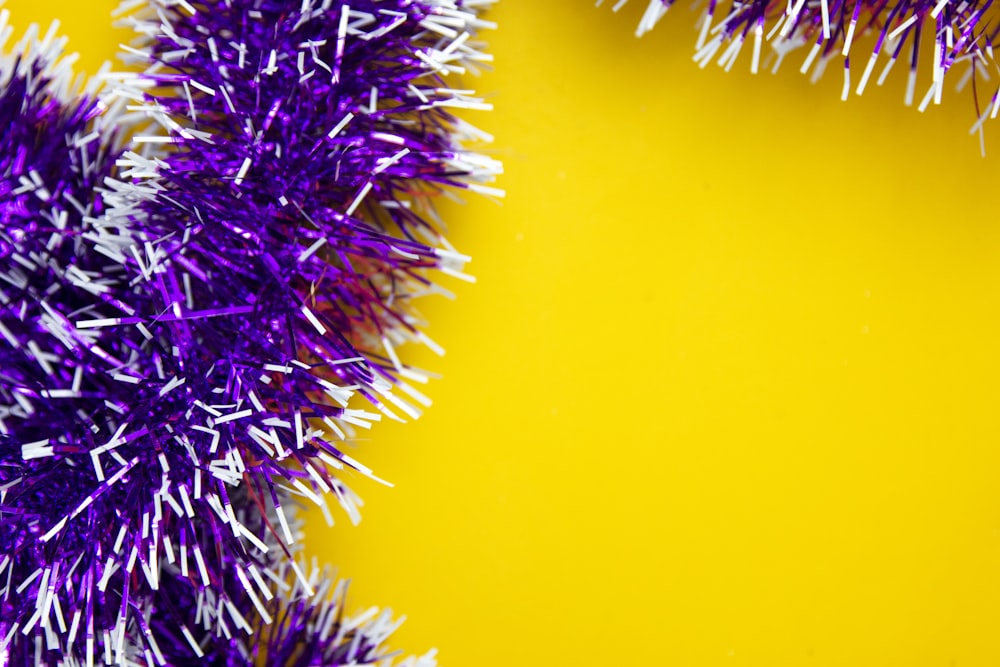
[[246, 561, 437, 667], [1, 1, 499, 664], [0, 28, 268, 663], [602, 0, 1000, 129], [0, 25, 143, 663], [143, 526, 438, 667]]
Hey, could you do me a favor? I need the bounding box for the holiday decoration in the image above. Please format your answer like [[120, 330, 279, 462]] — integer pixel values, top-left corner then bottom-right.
[[599, 0, 1000, 126], [0, 1, 498, 664]]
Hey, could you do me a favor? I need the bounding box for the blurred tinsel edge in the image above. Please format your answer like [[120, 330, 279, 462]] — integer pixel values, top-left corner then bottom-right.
[[0, 0, 500, 665], [600, 0, 1000, 136]]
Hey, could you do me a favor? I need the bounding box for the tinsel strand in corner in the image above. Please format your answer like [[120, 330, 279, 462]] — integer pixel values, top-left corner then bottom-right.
[[0, 1, 500, 665], [599, 0, 1000, 133]]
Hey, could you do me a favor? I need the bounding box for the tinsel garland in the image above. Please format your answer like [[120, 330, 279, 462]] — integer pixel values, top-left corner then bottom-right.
[[599, 0, 1000, 125], [0, 1, 499, 665]]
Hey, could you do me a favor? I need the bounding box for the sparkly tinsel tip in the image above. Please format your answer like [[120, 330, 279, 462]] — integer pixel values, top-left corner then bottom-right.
[[600, 0, 1000, 132], [1, 0, 500, 664]]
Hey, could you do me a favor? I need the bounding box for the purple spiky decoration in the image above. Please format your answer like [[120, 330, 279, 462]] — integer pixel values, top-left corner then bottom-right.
[[600, 0, 1000, 133], [1, 0, 499, 664], [0, 21, 277, 664], [242, 560, 438, 667], [0, 17, 144, 662], [144, 532, 438, 667], [98, 0, 501, 602]]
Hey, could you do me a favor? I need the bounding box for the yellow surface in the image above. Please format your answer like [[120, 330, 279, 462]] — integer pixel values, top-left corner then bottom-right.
[[11, 1, 1000, 665]]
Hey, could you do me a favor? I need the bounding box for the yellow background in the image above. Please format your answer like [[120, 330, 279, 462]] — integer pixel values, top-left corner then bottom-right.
[[12, 1, 1000, 665]]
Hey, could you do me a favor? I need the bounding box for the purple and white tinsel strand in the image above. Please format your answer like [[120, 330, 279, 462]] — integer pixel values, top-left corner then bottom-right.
[[0, 17, 148, 665], [146, 503, 437, 667], [238, 559, 438, 667], [1, 1, 499, 664], [95, 0, 501, 528], [600, 0, 1000, 136]]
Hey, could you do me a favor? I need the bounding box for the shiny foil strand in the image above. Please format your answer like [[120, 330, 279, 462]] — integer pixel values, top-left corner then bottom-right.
[[599, 0, 1000, 132], [1, 1, 499, 664]]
